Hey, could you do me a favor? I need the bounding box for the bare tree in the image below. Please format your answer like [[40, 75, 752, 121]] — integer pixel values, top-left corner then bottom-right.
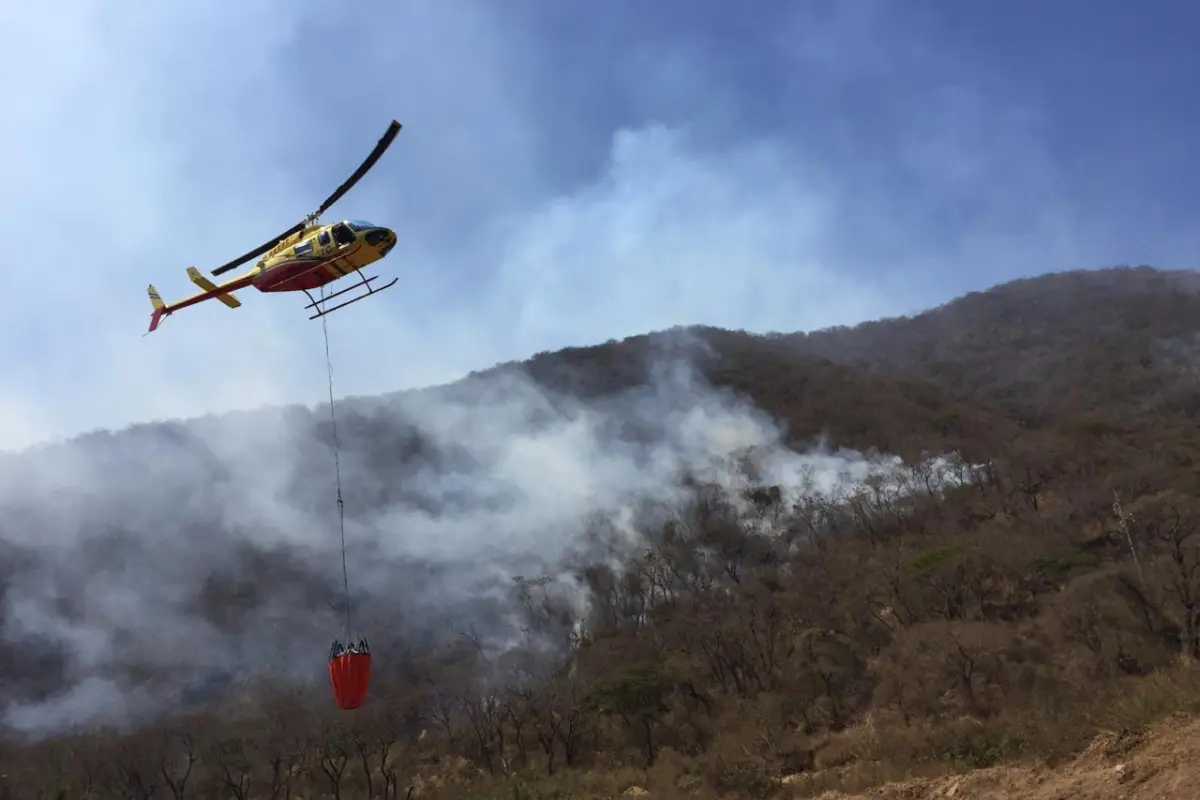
[[1132, 491, 1200, 656], [99, 738, 160, 800], [206, 733, 253, 800], [256, 686, 313, 800], [159, 729, 198, 800], [317, 720, 352, 800]]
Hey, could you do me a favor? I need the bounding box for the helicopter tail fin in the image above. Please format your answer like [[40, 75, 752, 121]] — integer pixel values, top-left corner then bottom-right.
[[148, 284, 164, 311], [147, 285, 167, 333], [187, 266, 242, 308]]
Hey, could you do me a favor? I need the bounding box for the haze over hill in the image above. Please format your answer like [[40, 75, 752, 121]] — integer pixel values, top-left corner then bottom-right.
[[0, 324, 967, 735], [0, 265, 1177, 721], [7, 265, 1200, 799]]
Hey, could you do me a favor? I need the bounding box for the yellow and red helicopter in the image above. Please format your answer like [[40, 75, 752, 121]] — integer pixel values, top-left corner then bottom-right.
[[146, 120, 403, 333]]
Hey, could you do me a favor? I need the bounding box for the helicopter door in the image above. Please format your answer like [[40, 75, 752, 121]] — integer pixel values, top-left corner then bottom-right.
[[331, 223, 355, 247]]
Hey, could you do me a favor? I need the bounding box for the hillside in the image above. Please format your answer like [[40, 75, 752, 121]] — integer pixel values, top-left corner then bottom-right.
[[787, 265, 1200, 425], [816, 710, 1200, 800], [4, 266, 1200, 799]]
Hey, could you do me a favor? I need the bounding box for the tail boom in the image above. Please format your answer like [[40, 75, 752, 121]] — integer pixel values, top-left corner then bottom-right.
[[145, 269, 253, 333]]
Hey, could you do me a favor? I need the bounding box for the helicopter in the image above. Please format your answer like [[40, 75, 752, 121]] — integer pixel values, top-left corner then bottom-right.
[[146, 120, 403, 333]]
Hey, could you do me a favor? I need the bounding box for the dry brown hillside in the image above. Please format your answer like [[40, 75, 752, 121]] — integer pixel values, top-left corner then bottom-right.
[[813, 708, 1200, 800], [4, 266, 1200, 799]]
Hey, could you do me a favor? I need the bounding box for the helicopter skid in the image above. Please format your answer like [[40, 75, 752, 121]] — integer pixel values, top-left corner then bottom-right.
[[300, 269, 397, 320]]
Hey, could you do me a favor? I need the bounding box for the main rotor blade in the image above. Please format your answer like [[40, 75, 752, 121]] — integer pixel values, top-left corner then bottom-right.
[[210, 120, 402, 277], [211, 221, 306, 276], [313, 120, 402, 218]]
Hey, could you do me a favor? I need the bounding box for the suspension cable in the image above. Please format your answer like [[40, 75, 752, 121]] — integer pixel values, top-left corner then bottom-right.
[[319, 284, 353, 645]]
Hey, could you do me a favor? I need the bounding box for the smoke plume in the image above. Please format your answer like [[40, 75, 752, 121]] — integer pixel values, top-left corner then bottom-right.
[[0, 336, 960, 736]]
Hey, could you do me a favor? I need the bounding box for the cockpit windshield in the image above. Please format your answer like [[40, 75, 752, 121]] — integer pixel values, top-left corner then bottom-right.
[[346, 220, 377, 231]]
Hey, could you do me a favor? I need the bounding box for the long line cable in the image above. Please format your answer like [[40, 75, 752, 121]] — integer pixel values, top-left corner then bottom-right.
[[319, 285, 353, 645]]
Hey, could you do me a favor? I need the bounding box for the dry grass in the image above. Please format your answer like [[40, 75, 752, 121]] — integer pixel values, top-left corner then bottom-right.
[[406, 665, 1200, 800], [446, 664, 1200, 799]]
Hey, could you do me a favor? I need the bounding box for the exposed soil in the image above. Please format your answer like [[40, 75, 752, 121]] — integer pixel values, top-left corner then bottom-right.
[[808, 713, 1200, 800]]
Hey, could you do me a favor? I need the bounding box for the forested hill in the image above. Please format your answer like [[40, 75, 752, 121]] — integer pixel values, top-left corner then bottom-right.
[[5, 265, 1200, 799], [785, 265, 1200, 424]]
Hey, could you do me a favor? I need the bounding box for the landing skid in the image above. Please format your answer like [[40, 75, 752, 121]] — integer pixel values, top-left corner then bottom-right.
[[301, 269, 398, 320]]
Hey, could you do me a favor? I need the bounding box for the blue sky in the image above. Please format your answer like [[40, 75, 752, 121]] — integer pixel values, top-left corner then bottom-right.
[[1, 0, 1197, 450]]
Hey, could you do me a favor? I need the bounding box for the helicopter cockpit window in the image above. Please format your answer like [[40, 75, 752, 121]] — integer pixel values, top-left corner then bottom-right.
[[318, 231, 331, 247], [332, 223, 355, 246]]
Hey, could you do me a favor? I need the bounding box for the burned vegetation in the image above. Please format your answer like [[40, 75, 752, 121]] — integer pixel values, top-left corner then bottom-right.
[[6, 265, 1200, 798]]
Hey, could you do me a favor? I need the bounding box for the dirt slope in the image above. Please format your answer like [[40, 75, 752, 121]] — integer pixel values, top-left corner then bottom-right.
[[809, 713, 1200, 800]]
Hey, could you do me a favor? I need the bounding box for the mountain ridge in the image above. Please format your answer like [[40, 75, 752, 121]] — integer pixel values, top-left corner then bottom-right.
[[5, 265, 1200, 798]]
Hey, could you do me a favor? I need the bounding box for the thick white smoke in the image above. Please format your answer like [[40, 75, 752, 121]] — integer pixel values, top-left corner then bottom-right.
[[0, 336, 965, 736]]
